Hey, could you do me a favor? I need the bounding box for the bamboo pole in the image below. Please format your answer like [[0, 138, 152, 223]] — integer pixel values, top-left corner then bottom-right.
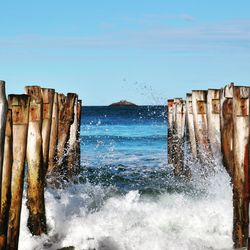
[[25, 86, 47, 235], [186, 93, 197, 158], [41, 88, 55, 174], [220, 83, 234, 178], [0, 110, 12, 250], [232, 86, 249, 248], [48, 92, 58, 174], [0, 81, 8, 203], [167, 99, 174, 165], [7, 95, 29, 250], [207, 89, 222, 162]]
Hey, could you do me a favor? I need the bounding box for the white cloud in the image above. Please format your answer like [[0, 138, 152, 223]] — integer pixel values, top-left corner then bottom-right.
[[0, 20, 250, 52]]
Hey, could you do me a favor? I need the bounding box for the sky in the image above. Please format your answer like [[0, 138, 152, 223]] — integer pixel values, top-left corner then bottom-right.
[[0, 0, 250, 105]]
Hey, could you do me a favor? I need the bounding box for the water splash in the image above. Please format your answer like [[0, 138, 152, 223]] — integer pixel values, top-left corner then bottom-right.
[[18, 105, 234, 250], [19, 164, 233, 250]]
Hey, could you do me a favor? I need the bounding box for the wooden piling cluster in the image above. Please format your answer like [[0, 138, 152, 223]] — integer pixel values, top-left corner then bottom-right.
[[167, 82, 250, 249], [0, 81, 82, 250]]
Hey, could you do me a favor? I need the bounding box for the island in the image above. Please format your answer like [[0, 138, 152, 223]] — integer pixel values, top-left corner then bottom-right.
[[109, 100, 137, 107]]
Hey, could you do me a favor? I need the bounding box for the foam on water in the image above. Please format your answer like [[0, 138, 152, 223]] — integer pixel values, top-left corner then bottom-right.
[[19, 165, 233, 250], [18, 106, 235, 250]]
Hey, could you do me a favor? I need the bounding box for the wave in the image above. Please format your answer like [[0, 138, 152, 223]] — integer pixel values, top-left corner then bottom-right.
[[19, 164, 233, 250]]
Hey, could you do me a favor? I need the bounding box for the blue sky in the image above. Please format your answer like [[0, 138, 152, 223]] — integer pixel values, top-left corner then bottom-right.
[[0, 1, 250, 105]]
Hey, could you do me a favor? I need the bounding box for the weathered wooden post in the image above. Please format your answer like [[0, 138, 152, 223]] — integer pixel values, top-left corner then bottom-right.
[[0, 110, 12, 250], [41, 88, 55, 174], [0, 81, 8, 202], [220, 83, 234, 177], [76, 100, 82, 169], [25, 86, 47, 236], [172, 98, 186, 176], [167, 99, 174, 165], [7, 95, 29, 250], [57, 93, 67, 166], [67, 95, 79, 177], [186, 93, 197, 158], [171, 99, 178, 171], [192, 90, 211, 165], [232, 86, 249, 248], [207, 89, 222, 161], [48, 92, 58, 174], [220, 83, 250, 247], [57, 93, 76, 176]]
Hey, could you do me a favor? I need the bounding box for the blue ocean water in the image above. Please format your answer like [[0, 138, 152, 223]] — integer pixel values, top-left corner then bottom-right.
[[80, 106, 171, 193], [19, 105, 234, 250]]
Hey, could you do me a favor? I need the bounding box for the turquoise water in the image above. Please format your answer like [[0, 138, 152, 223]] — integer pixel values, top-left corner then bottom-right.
[[80, 106, 172, 193]]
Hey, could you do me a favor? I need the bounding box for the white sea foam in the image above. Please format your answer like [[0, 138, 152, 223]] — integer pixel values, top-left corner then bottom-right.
[[19, 165, 233, 250]]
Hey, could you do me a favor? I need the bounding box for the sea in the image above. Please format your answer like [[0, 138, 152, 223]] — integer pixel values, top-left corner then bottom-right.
[[19, 105, 233, 250]]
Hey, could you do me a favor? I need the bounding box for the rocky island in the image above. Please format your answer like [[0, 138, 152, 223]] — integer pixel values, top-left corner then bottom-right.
[[109, 100, 137, 107]]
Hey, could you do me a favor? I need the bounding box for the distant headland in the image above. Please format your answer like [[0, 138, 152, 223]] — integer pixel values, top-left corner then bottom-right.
[[109, 100, 137, 107]]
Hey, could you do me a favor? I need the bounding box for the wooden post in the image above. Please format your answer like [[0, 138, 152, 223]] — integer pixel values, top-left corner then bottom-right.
[[67, 95, 79, 178], [171, 99, 178, 171], [186, 93, 197, 158], [0, 81, 8, 202], [57, 94, 67, 167], [207, 89, 222, 161], [41, 88, 55, 174], [172, 98, 186, 176], [57, 93, 76, 176], [220, 83, 250, 247], [25, 86, 47, 235], [232, 86, 249, 248], [220, 83, 234, 177], [167, 99, 174, 165], [76, 100, 82, 169], [0, 110, 12, 250], [192, 90, 211, 164], [48, 92, 58, 174], [7, 95, 29, 250]]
